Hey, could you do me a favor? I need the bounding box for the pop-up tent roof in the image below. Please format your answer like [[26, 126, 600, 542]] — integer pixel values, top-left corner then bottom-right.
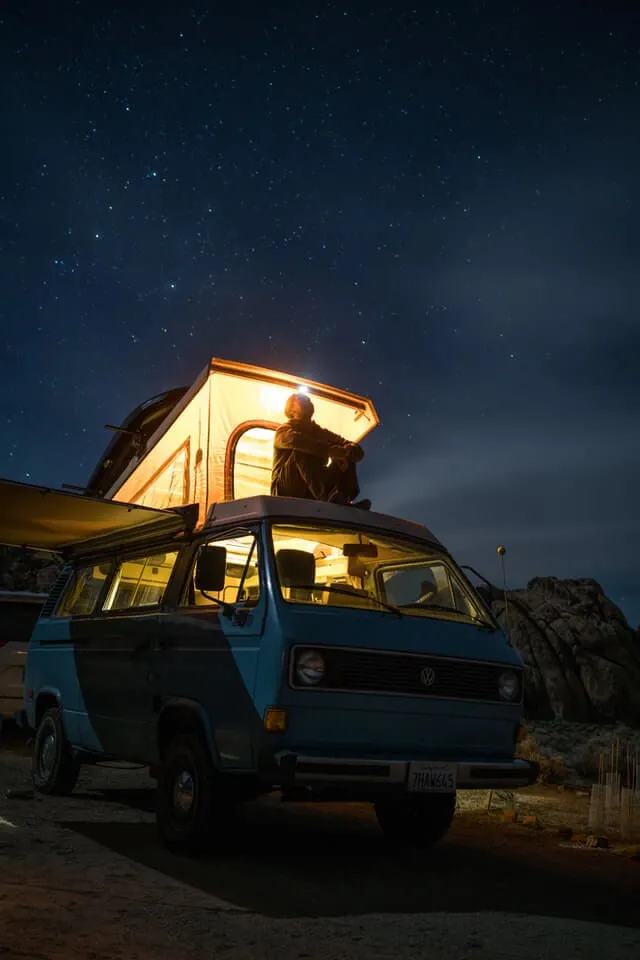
[[0, 478, 194, 557], [108, 358, 380, 525]]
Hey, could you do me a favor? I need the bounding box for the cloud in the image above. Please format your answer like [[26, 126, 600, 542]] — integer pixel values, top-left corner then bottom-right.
[[365, 412, 640, 588], [368, 414, 638, 507]]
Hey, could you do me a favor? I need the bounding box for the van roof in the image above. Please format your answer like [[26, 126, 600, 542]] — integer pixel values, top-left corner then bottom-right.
[[205, 496, 444, 550]]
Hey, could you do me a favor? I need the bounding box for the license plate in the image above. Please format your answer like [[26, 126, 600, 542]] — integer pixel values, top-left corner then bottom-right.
[[408, 762, 457, 793]]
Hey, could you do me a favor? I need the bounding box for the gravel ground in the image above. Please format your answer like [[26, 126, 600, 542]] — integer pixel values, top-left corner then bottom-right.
[[1, 728, 639, 960]]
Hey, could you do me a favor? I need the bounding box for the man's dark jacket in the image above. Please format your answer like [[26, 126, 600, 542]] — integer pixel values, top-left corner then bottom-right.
[[270, 418, 363, 500]]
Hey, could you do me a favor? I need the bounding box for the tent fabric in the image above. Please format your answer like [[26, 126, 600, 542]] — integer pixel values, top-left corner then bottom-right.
[[110, 359, 379, 525], [0, 478, 187, 555]]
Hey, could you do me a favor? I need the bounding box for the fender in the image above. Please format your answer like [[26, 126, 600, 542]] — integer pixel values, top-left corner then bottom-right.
[[156, 696, 222, 768], [32, 686, 65, 730]]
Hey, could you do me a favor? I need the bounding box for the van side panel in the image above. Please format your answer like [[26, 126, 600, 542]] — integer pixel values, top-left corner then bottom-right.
[[154, 606, 266, 769], [24, 618, 84, 742]]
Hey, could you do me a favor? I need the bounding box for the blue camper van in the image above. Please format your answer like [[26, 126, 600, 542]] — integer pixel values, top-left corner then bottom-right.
[[10, 477, 537, 853]]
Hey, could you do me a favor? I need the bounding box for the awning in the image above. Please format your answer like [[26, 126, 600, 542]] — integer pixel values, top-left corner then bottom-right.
[[0, 478, 193, 557]]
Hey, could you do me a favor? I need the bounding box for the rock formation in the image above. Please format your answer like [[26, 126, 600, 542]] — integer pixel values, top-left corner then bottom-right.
[[478, 577, 640, 725]]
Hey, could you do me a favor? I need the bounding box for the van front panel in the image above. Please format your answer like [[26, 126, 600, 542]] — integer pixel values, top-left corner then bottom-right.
[[252, 606, 523, 770]]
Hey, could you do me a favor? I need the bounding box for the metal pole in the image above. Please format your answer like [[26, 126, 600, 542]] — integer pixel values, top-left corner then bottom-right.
[[497, 545, 511, 639]]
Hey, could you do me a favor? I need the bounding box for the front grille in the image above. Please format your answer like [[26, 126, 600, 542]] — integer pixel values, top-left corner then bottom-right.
[[292, 646, 522, 704]]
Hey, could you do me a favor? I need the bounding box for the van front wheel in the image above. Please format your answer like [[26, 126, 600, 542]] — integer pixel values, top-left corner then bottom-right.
[[156, 734, 219, 855], [32, 707, 80, 795], [374, 792, 456, 848]]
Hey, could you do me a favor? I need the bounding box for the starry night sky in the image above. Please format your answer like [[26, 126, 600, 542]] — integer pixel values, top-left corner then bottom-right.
[[1, 3, 638, 624]]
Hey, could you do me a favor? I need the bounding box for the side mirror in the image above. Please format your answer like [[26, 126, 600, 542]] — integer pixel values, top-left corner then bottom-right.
[[195, 546, 227, 593]]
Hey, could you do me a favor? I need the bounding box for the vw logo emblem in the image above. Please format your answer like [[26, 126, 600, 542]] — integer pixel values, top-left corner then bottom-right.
[[420, 666, 436, 688]]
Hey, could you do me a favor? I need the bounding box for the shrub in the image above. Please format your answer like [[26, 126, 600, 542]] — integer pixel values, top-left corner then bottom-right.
[[521, 721, 640, 784], [517, 734, 567, 784]]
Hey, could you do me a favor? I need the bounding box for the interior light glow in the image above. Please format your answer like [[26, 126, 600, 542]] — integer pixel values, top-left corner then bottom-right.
[[259, 385, 290, 416]]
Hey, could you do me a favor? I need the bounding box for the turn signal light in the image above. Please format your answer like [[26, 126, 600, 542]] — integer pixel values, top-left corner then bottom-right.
[[264, 707, 288, 733]]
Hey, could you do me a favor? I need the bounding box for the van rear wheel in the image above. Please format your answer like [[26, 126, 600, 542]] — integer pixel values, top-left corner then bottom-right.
[[32, 707, 80, 796], [156, 733, 220, 855], [374, 792, 456, 848]]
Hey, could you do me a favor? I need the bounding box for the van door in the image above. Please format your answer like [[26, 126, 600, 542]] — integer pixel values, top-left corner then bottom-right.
[[71, 550, 180, 762], [153, 530, 266, 770]]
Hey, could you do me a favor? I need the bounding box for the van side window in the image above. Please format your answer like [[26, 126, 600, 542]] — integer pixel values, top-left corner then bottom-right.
[[185, 534, 260, 608], [58, 563, 113, 618], [102, 551, 179, 612]]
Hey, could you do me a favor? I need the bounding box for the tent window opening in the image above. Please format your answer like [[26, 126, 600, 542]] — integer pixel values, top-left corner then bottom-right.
[[232, 426, 276, 499]]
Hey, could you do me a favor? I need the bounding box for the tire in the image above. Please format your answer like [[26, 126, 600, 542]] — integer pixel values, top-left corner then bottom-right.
[[374, 792, 456, 848], [32, 707, 80, 796], [156, 733, 221, 855]]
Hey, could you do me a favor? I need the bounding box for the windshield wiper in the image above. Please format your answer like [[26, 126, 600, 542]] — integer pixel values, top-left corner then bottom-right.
[[286, 584, 403, 619], [398, 601, 495, 630], [399, 601, 459, 613]]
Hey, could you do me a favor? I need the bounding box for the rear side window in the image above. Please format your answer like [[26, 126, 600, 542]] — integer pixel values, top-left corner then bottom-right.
[[0, 602, 43, 647], [58, 563, 113, 617], [102, 551, 179, 612]]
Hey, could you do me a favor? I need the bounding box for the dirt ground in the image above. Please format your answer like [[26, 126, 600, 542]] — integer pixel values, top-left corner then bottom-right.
[[1, 728, 639, 960]]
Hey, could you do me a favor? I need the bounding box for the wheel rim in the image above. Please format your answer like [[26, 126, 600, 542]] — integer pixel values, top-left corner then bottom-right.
[[172, 769, 195, 818], [38, 724, 57, 781]]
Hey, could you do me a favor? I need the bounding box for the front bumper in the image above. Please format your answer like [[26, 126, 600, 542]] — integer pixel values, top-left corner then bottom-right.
[[275, 752, 540, 790]]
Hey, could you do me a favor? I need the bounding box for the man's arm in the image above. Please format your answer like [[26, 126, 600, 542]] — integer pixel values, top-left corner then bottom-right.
[[273, 423, 331, 460], [310, 424, 365, 463]]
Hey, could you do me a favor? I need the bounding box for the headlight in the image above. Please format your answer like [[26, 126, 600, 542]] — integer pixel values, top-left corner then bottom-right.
[[498, 670, 520, 701], [295, 649, 326, 686]]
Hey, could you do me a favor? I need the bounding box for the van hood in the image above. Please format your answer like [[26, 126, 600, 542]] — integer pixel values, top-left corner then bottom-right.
[[279, 605, 523, 667]]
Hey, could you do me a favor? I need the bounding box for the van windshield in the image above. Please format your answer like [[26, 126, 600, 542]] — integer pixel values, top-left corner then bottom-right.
[[270, 523, 492, 627]]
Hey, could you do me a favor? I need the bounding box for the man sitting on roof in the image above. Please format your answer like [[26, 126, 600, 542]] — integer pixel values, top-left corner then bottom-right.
[[271, 393, 371, 510]]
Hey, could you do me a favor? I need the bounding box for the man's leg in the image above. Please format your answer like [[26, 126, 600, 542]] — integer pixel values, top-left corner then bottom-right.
[[326, 462, 371, 510]]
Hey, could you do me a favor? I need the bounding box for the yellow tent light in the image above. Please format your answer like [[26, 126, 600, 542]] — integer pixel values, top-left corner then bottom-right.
[[107, 357, 379, 526], [264, 707, 288, 733], [260, 384, 291, 417]]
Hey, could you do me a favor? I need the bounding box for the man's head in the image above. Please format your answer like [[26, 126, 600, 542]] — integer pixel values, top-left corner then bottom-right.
[[284, 392, 315, 421]]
